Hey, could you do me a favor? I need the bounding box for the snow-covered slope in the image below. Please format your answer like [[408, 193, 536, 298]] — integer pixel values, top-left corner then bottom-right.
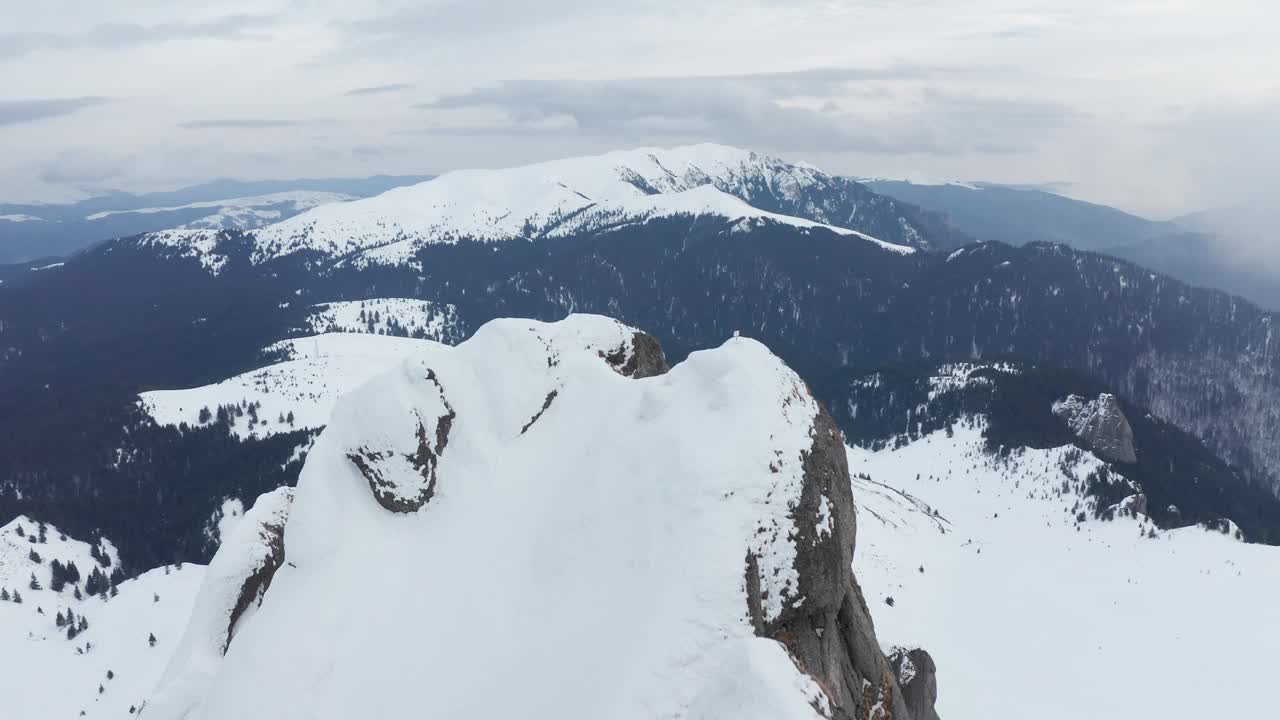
[[86, 191, 356, 230], [252, 149, 911, 263], [139, 314, 920, 720], [306, 298, 462, 342], [848, 422, 1279, 720], [130, 145, 933, 273], [139, 332, 440, 439], [0, 516, 204, 719]]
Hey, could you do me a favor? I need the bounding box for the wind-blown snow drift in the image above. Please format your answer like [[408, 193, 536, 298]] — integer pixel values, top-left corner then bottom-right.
[[143, 314, 925, 720]]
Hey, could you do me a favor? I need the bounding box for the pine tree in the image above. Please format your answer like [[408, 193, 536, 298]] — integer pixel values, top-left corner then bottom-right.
[[29, 572, 41, 590], [98, 684, 104, 695], [148, 632, 157, 647], [67, 625, 77, 640], [74, 586, 83, 600], [198, 406, 212, 424], [78, 616, 88, 632], [37, 523, 47, 544], [56, 610, 66, 627], [14, 524, 24, 537], [49, 559, 66, 592], [106, 670, 114, 680], [66, 561, 81, 584], [28, 548, 41, 564], [110, 585, 119, 598], [11, 590, 20, 604], [286, 410, 295, 425], [0, 588, 8, 601]]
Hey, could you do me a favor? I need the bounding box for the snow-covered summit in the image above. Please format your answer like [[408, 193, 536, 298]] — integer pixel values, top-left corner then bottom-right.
[[252, 144, 913, 263], [141, 314, 924, 720], [132, 145, 920, 272]]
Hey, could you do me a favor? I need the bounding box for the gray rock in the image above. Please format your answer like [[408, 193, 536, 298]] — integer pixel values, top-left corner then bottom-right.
[[224, 503, 289, 654], [1052, 393, 1137, 463], [746, 398, 932, 720], [889, 648, 940, 720], [603, 331, 670, 379], [348, 369, 455, 513]]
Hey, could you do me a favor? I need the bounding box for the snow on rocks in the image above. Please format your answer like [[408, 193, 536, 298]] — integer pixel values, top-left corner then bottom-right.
[[141, 314, 914, 720], [144, 488, 293, 718], [1052, 393, 1137, 463]]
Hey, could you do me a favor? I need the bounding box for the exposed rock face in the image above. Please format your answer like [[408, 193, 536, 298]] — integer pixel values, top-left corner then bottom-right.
[[747, 401, 926, 720], [143, 488, 294, 718], [889, 648, 940, 720], [604, 331, 670, 379], [346, 369, 455, 513], [1052, 393, 1137, 463], [224, 505, 289, 653]]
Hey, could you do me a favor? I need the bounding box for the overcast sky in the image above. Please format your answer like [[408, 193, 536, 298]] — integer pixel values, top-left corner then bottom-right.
[[2, 0, 1277, 217]]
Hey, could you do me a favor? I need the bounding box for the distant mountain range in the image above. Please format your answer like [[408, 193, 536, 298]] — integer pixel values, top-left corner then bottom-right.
[[4, 144, 1280, 572], [4, 144, 1279, 720], [0, 175, 434, 264], [865, 179, 1280, 310]]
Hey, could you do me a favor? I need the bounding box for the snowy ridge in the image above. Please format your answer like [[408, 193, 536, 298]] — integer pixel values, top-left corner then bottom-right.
[[86, 191, 356, 233], [136, 229, 231, 274], [146, 488, 293, 719], [848, 423, 1278, 720], [1, 516, 119, 595], [142, 314, 875, 720], [0, 517, 204, 718], [138, 333, 440, 439], [132, 145, 915, 272]]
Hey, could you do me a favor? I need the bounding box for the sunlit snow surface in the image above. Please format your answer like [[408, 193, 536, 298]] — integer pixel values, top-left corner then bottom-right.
[[849, 424, 1279, 720]]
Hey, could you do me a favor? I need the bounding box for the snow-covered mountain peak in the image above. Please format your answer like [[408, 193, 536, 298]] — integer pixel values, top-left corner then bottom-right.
[[142, 314, 924, 720], [252, 143, 911, 263], [126, 145, 928, 272]]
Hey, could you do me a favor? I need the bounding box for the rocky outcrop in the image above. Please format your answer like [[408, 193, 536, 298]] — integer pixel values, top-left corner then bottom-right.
[[889, 648, 940, 720], [603, 331, 670, 379], [1052, 393, 1137, 463], [348, 369, 455, 513], [747, 400, 929, 720], [224, 504, 288, 653], [143, 488, 294, 718]]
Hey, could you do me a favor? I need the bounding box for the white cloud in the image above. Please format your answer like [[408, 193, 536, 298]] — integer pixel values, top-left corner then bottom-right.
[[0, 0, 1277, 215]]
